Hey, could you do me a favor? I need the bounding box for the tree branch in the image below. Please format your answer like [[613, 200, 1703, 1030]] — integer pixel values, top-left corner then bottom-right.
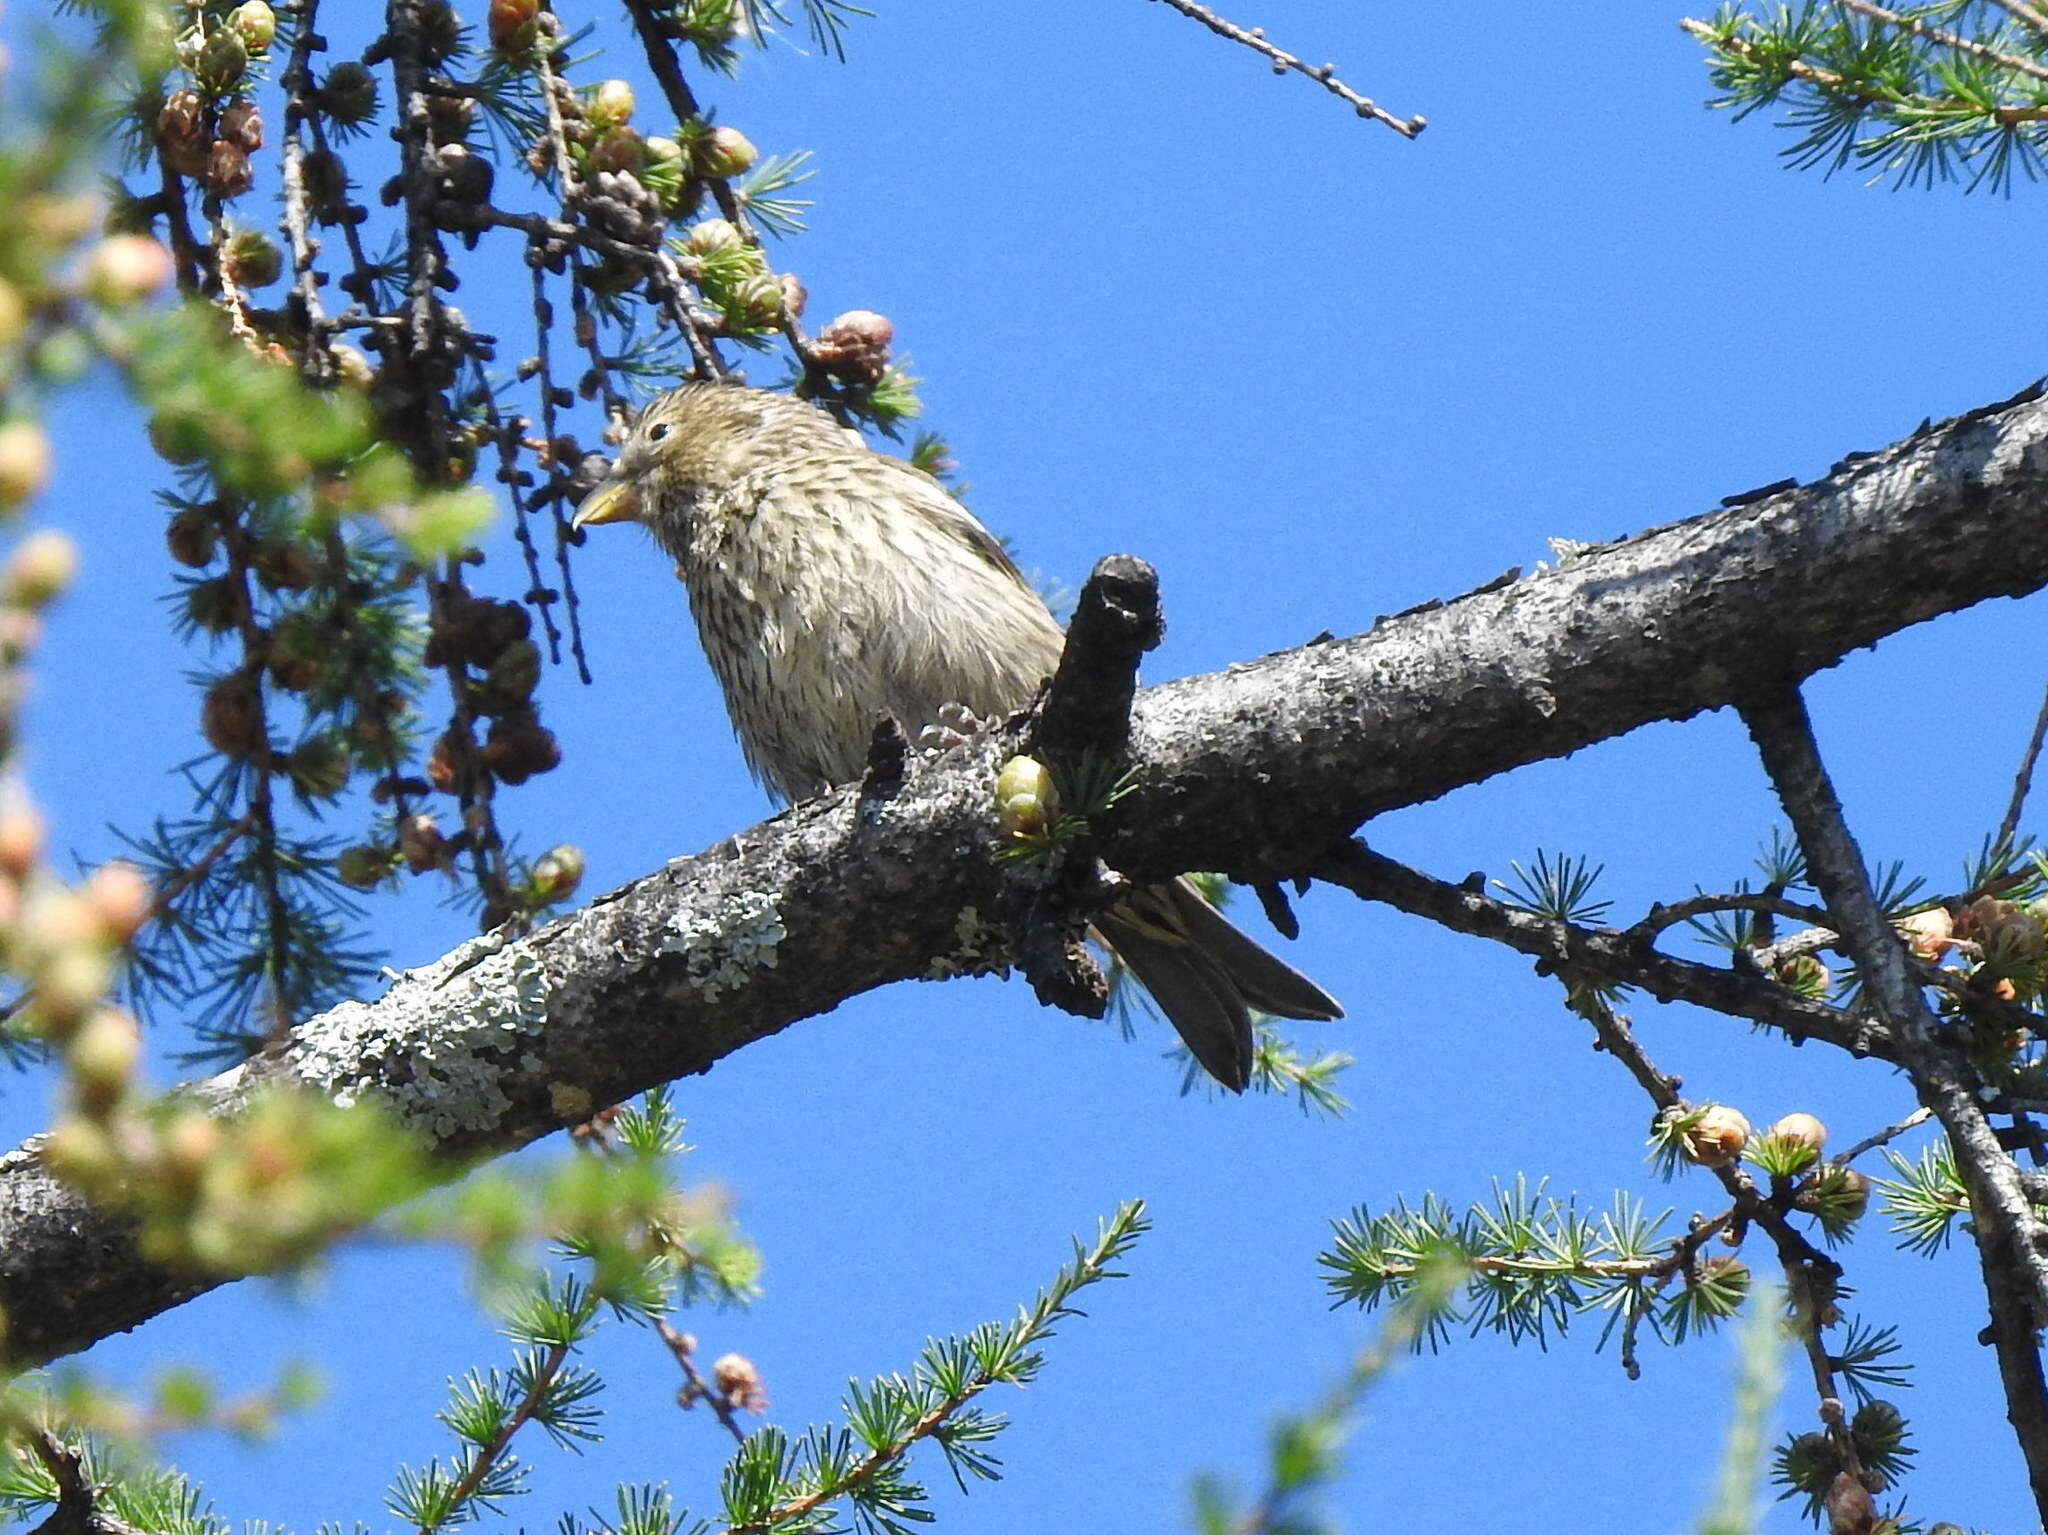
[[5, 381, 2048, 1364], [1145, 0, 1428, 136], [1028, 553, 1162, 767], [23, 1432, 148, 1535], [1836, 0, 2048, 84], [1740, 686, 2048, 1521], [1313, 841, 1884, 1056], [1105, 379, 2048, 881]]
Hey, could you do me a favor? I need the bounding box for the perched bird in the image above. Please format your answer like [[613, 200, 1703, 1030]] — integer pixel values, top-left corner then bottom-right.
[[574, 382, 1341, 1089]]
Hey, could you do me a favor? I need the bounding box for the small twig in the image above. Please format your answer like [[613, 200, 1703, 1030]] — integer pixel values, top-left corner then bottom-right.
[[1986, 0, 2048, 41], [1147, 0, 1426, 136], [423, 1338, 571, 1533], [1365, 1242, 1710, 1286], [1999, 678, 2048, 850], [302, 95, 382, 297], [1749, 925, 1842, 969], [277, 0, 336, 385], [216, 524, 296, 1042], [209, 226, 261, 345], [1625, 890, 1834, 946], [1916, 959, 2048, 1041], [563, 267, 635, 434], [1315, 841, 1888, 1059], [1564, 982, 1857, 1462], [421, 563, 518, 925], [613, 0, 817, 380], [1837, 0, 2048, 83], [147, 810, 257, 923], [153, 157, 208, 293], [1834, 1107, 1933, 1166], [728, 1211, 1139, 1535], [1254, 881, 1299, 940], [521, 260, 591, 682], [483, 393, 568, 673], [425, 203, 665, 281], [654, 1319, 749, 1446]]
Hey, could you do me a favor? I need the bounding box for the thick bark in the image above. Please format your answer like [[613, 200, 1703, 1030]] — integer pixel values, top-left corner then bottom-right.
[[3, 382, 2047, 1367], [1112, 380, 2048, 880]]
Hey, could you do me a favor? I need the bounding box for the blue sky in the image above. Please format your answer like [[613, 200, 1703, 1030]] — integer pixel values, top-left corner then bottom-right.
[[9, 2, 2048, 1530]]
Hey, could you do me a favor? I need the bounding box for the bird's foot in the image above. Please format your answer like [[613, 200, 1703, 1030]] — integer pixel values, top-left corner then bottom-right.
[[917, 703, 1003, 754]]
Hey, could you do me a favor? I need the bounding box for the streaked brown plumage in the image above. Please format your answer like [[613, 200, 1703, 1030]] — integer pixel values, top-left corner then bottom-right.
[[574, 382, 1341, 1089]]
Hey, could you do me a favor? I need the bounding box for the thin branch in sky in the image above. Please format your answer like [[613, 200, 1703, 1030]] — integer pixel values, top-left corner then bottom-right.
[[1145, 0, 1427, 137], [1998, 678, 2048, 850], [1834, 1107, 1933, 1167]]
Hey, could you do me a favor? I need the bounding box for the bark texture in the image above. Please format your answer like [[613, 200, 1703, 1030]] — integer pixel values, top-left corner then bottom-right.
[[1111, 382, 2048, 879], [3, 381, 2046, 1366]]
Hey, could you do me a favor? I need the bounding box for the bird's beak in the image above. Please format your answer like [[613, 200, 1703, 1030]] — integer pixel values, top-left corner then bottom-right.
[[572, 475, 644, 528]]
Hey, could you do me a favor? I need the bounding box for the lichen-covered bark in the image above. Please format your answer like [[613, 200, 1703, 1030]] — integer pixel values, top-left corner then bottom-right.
[[1113, 383, 2048, 879], [3, 382, 2046, 1366]]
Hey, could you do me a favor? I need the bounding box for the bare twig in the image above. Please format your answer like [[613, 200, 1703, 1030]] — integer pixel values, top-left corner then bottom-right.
[[1315, 841, 1889, 1059], [431, 202, 679, 287], [484, 392, 570, 676], [1147, 0, 1426, 136], [217, 528, 297, 1044], [276, 0, 336, 385], [1835, 1107, 1933, 1166], [517, 260, 590, 682], [1625, 891, 1834, 946], [1750, 926, 1842, 969], [153, 157, 207, 294], [1999, 679, 2048, 850]]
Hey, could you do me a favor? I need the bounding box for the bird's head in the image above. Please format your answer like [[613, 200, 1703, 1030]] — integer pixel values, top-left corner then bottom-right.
[[572, 383, 855, 535]]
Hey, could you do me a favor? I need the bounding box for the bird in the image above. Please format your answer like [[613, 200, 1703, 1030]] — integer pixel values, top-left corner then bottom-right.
[[573, 382, 1341, 1090]]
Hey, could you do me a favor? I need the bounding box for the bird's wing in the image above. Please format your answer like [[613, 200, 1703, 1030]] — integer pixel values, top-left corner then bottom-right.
[[759, 452, 1024, 585], [916, 481, 1034, 590]]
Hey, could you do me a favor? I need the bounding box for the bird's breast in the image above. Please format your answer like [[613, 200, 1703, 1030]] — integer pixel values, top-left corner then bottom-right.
[[670, 468, 1068, 803]]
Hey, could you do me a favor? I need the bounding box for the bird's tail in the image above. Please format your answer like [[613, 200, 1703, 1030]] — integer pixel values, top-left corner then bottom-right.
[[1095, 877, 1343, 1093]]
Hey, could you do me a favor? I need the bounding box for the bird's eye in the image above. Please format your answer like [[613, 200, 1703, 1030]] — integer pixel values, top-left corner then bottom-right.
[[648, 423, 671, 442]]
